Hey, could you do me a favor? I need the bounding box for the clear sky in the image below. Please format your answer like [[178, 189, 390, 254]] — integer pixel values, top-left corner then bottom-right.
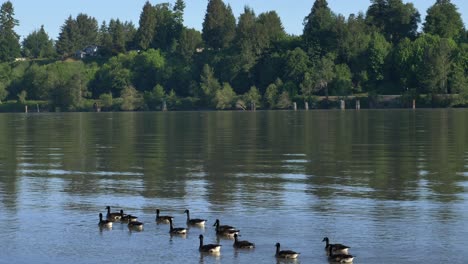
[[8, 0, 468, 40]]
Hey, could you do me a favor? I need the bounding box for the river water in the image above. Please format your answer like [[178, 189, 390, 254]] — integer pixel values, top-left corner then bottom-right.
[[0, 110, 467, 264]]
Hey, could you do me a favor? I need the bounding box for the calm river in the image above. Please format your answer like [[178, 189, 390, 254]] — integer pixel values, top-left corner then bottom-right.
[[0, 110, 467, 264]]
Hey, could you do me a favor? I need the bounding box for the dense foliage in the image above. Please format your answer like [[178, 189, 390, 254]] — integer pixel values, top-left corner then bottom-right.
[[0, 0, 466, 111]]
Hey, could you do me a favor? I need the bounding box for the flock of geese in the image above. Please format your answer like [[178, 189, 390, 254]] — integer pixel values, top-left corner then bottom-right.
[[99, 206, 355, 263]]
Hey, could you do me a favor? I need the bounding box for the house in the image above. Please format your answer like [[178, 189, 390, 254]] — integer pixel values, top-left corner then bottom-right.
[[83, 45, 98, 56], [75, 45, 99, 59]]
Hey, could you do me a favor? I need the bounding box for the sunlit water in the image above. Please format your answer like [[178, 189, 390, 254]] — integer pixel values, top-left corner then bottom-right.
[[0, 110, 467, 264]]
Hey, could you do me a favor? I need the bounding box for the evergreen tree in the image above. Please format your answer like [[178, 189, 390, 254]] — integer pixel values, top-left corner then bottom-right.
[[108, 19, 126, 54], [56, 14, 98, 56], [303, 0, 336, 55], [22, 25, 56, 58], [56, 16, 78, 56], [135, 1, 156, 50], [98, 21, 113, 56], [75, 13, 98, 46], [235, 7, 258, 72], [0, 1, 20, 62], [424, 0, 465, 40], [257, 11, 286, 43], [153, 3, 177, 51], [202, 0, 236, 49]]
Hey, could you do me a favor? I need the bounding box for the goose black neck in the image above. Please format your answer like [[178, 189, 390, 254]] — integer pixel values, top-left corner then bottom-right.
[[169, 218, 173, 230], [199, 236, 203, 248], [186, 210, 190, 220], [275, 243, 280, 254]]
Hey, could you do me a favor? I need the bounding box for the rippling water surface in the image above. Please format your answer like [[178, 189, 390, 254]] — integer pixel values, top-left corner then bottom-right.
[[0, 110, 467, 264]]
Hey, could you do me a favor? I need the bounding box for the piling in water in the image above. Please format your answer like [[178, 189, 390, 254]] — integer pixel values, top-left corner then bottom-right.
[[356, 100, 360, 110], [412, 99, 416, 109], [340, 100, 345, 110], [305, 102, 309, 110], [293, 102, 297, 111]]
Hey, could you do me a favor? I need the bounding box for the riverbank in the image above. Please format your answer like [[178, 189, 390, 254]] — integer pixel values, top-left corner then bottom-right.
[[0, 94, 466, 113]]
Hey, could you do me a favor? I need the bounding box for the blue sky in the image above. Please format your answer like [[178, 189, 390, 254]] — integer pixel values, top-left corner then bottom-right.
[[9, 0, 468, 40]]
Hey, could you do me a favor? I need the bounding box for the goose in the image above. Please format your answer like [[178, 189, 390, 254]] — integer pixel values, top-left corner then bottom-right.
[[156, 209, 173, 223], [184, 209, 206, 226], [105, 206, 121, 221], [328, 245, 354, 263], [275, 243, 299, 259], [199, 234, 221, 253], [233, 234, 255, 249], [213, 219, 239, 237], [120, 210, 138, 223], [98, 213, 112, 228], [168, 218, 187, 235], [127, 219, 144, 231], [322, 237, 350, 255]]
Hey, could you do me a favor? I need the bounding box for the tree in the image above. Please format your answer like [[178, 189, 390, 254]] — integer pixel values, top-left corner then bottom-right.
[[300, 71, 315, 99], [244, 85, 261, 108], [424, 0, 464, 40], [200, 64, 221, 106], [367, 32, 391, 88], [235, 7, 258, 72], [303, 0, 336, 54], [283, 47, 310, 83], [202, 0, 236, 49], [56, 16, 79, 56], [312, 53, 336, 99], [330, 64, 353, 95], [264, 82, 278, 109], [420, 37, 456, 96], [215, 82, 236, 109], [135, 1, 156, 50], [0, 1, 20, 62], [56, 14, 98, 56], [177, 28, 202, 61], [75, 13, 98, 46], [144, 84, 166, 110], [153, 3, 182, 51], [22, 25, 56, 58], [257, 11, 286, 43], [366, 0, 420, 43], [108, 19, 126, 54], [120, 85, 141, 111], [277, 91, 292, 109]]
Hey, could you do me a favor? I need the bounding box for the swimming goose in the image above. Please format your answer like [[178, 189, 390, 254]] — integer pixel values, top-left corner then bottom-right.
[[275, 243, 299, 259], [328, 245, 354, 263], [199, 234, 221, 253], [184, 209, 206, 226], [322, 237, 350, 255], [168, 218, 187, 235], [120, 210, 138, 223], [98, 213, 112, 228], [105, 206, 121, 221], [213, 219, 239, 237], [233, 234, 255, 249], [156, 209, 173, 223], [127, 219, 144, 231]]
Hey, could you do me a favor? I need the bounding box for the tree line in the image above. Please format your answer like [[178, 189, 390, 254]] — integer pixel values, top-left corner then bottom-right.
[[0, 0, 467, 111]]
